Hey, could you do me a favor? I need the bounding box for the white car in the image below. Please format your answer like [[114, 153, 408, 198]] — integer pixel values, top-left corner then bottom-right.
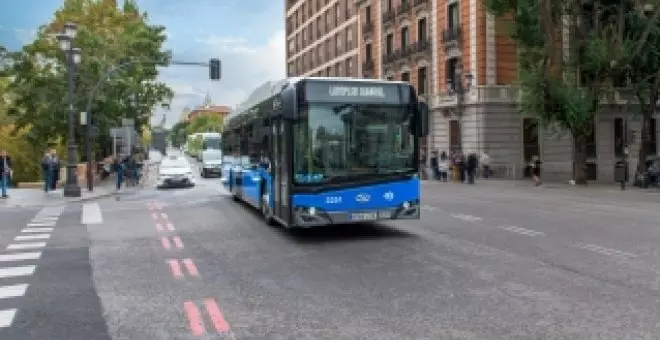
[[156, 156, 195, 189]]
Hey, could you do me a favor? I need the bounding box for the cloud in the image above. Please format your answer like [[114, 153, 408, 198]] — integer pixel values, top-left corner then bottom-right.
[[155, 29, 285, 128], [13, 28, 36, 45]]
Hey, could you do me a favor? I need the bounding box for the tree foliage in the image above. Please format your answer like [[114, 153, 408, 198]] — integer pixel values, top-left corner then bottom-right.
[[168, 120, 189, 147], [186, 114, 223, 135], [6, 0, 173, 158], [485, 0, 660, 184]]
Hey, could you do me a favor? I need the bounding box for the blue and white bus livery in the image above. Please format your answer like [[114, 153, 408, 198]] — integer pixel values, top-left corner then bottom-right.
[[221, 77, 429, 227]]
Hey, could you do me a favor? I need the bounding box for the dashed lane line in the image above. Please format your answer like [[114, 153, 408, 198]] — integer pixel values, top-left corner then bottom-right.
[[498, 226, 545, 237], [574, 243, 637, 258]]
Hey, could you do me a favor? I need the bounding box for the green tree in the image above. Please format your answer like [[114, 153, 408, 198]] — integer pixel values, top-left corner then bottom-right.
[[7, 0, 173, 158], [486, 0, 660, 184], [623, 10, 660, 173], [186, 113, 223, 135], [169, 120, 189, 147]]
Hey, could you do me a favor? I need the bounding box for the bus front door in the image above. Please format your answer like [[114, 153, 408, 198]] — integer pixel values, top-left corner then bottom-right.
[[271, 119, 290, 224]]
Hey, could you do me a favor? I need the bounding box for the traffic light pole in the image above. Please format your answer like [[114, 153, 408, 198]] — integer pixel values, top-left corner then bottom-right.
[[84, 57, 221, 191]]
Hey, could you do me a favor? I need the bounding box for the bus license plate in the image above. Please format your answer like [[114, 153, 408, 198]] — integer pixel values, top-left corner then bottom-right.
[[350, 212, 377, 221], [378, 210, 392, 219]]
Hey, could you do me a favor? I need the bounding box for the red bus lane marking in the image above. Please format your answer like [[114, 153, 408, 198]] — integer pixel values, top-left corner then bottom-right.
[[204, 299, 231, 333], [155, 223, 164, 231], [161, 237, 171, 250], [167, 259, 183, 278], [166, 223, 175, 231], [172, 236, 184, 249], [183, 301, 205, 336], [151, 213, 159, 221], [182, 259, 199, 277], [160, 212, 168, 220]]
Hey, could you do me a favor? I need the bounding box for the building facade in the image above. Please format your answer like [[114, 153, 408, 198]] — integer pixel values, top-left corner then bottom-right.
[[288, 0, 660, 182], [286, 0, 360, 77], [186, 105, 231, 122]]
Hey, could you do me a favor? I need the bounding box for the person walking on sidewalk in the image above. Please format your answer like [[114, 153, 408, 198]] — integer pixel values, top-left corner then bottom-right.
[[0, 149, 12, 198], [480, 150, 491, 179], [112, 156, 124, 190], [49, 149, 60, 190]]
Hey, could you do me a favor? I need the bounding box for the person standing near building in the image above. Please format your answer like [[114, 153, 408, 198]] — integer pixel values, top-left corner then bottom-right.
[[0, 149, 12, 198], [480, 151, 491, 179], [49, 149, 60, 190]]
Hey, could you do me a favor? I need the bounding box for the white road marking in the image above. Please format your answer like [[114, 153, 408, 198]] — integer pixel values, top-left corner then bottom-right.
[[26, 222, 56, 227], [0, 284, 29, 299], [0, 252, 42, 262], [450, 213, 483, 222], [22, 228, 53, 233], [575, 243, 637, 258], [15, 234, 51, 241], [7, 242, 47, 250], [81, 203, 103, 224], [420, 205, 439, 211], [0, 265, 36, 278], [499, 225, 545, 237], [0, 309, 17, 328]]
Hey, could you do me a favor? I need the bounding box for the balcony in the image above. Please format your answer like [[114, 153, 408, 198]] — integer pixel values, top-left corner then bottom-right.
[[362, 23, 373, 38], [442, 26, 461, 50], [396, 1, 412, 21], [409, 39, 432, 59], [382, 49, 400, 65], [383, 10, 395, 26], [362, 60, 374, 72], [413, 0, 429, 10]]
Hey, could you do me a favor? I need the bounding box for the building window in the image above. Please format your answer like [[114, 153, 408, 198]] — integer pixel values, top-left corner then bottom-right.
[[365, 43, 372, 60], [449, 120, 461, 152], [326, 66, 331, 76], [346, 1, 352, 18], [401, 72, 410, 82], [365, 5, 371, 22], [387, 0, 393, 11], [326, 11, 331, 29], [417, 67, 427, 94], [386, 75, 394, 80], [316, 17, 322, 37], [336, 33, 342, 55], [400, 26, 409, 48], [346, 28, 353, 49], [318, 45, 323, 63], [448, 3, 459, 29], [346, 57, 353, 76], [386, 34, 393, 54], [446, 57, 460, 91], [418, 17, 427, 41], [337, 61, 344, 76], [614, 118, 625, 158], [302, 27, 307, 46], [335, 3, 340, 25]]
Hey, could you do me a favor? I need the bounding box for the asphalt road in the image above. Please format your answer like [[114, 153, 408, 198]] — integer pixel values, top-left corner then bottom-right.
[[1, 159, 660, 339]]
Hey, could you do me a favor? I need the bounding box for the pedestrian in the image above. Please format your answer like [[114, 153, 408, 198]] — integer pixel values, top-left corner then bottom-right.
[[430, 150, 440, 180], [113, 156, 124, 190], [480, 150, 491, 179], [438, 151, 449, 182], [49, 149, 60, 190], [466, 151, 478, 184], [0, 149, 12, 198], [41, 151, 52, 193], [532, 155, 542, 186]]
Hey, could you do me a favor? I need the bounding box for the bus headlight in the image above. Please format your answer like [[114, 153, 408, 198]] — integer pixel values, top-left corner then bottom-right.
[[308, 207, 317, 215], [402, 201, 411, 209]]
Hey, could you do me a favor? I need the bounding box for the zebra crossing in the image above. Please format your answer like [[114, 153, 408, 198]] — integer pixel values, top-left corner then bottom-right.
[[0, 205, 65, 329]]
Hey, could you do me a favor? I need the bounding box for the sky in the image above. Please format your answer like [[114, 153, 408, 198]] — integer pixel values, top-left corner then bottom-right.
[[0, 0, 286, 128]]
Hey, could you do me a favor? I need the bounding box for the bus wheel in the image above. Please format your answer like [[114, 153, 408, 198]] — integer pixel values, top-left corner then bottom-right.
[[261, 194, 276, 226]]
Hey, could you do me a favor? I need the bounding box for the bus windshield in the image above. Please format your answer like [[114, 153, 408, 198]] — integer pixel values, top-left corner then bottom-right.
[[293, 103, 416, 185], [203, 137, 221, 150]]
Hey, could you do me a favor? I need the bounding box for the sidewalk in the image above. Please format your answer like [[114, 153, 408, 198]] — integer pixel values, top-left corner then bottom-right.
[[0, 181, 118, 209]]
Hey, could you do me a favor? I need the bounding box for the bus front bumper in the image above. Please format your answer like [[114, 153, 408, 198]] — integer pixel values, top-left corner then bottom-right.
[[292, 200, 420, 227]]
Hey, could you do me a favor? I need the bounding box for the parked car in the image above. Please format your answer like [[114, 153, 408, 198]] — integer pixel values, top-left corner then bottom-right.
[[156, 156, 195, 189], [634, 156, 660, 188]]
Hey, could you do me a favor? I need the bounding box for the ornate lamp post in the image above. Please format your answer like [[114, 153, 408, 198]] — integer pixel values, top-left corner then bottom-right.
[[57, 22, 82, 197]]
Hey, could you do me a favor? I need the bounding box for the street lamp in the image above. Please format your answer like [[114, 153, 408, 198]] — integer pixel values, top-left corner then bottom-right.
[[57, 22, 82, 197]]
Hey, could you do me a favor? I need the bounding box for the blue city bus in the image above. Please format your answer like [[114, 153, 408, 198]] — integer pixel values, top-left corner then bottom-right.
[[221, 77, 429, 227]]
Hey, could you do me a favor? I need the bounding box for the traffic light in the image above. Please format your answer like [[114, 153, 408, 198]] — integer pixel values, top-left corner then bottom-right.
[[209, 58, 221, 80]]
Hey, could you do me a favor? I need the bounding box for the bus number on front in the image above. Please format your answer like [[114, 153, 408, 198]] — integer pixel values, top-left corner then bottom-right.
[[325, 196, 342, 204]]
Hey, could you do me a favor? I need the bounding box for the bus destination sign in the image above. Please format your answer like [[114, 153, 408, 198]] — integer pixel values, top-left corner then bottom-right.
[[304, 81, 406, 104], [328, 86, 386, 98]]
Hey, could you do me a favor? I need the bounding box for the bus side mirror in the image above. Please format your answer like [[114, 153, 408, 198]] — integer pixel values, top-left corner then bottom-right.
[[418, 101, 429, 137]]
